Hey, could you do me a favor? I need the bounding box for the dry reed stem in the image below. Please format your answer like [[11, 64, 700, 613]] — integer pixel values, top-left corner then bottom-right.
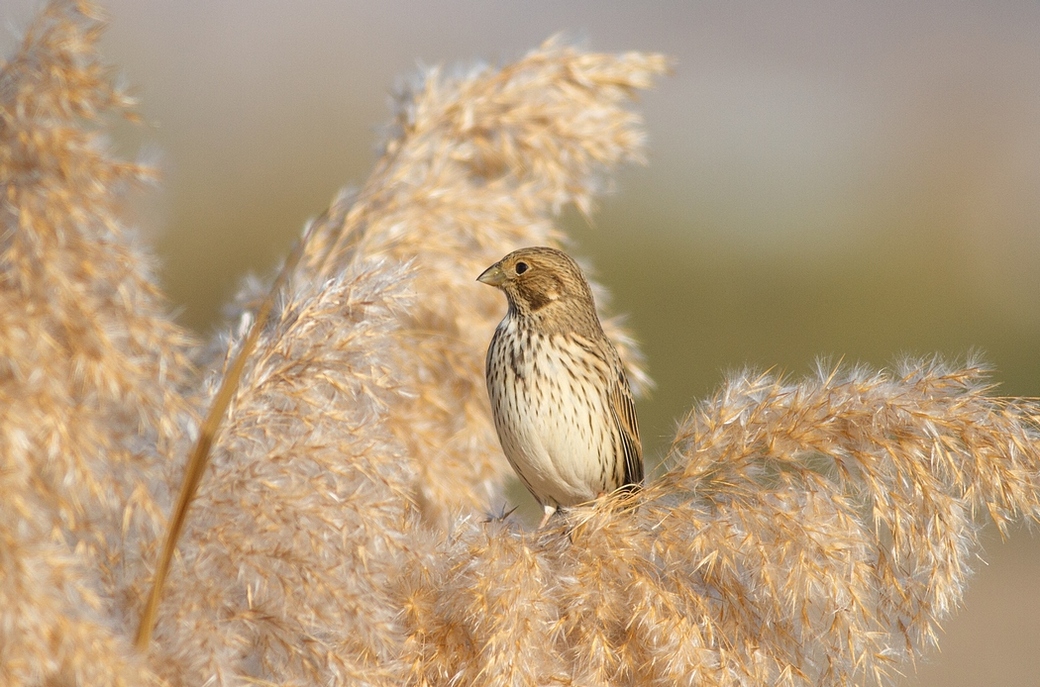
[[5, 2, 1040, 686], [134, 222, 316, 651], [149, 259, 421, 685]]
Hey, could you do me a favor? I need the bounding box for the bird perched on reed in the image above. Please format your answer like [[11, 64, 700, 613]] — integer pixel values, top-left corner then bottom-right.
[[478, 246, 643, 527]]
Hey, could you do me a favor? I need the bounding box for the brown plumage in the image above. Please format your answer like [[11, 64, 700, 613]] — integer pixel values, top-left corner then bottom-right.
[[478, 246, 643, 527]]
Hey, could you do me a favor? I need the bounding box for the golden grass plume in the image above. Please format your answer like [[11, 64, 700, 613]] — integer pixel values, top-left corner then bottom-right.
[[3, 2, 1040, 686], [399, 361, 1040, 686], [1, 1, 195, 684]]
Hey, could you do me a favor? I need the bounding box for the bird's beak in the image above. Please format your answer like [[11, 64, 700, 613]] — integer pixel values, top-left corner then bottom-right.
[[477, 263, 507, 287]]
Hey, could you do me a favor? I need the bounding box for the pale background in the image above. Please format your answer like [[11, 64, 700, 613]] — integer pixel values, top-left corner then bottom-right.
[[3, 2, 1039, 684]]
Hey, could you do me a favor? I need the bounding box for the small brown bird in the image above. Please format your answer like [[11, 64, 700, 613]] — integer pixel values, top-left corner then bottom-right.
[[478, 246, 642, 527]]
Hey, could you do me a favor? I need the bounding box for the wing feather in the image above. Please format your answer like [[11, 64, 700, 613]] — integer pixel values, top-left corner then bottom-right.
[[569, 333, 643, 490], [607, 352, 643, 487]]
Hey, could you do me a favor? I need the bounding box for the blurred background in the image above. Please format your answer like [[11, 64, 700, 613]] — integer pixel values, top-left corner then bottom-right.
[[3, 1, 1038, 684]]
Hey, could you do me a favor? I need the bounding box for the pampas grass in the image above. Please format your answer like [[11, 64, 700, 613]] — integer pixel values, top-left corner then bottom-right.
[[3, 1, 1039, 685]]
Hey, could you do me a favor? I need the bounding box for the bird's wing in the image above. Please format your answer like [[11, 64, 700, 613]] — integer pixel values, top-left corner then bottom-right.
[[607, 349, 643, 486]]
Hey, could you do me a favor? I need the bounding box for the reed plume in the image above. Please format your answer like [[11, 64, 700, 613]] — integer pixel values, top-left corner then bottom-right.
[[294, 38, 660, 527], [1, 1, 195, 684], [3, 2, 1040, 686]]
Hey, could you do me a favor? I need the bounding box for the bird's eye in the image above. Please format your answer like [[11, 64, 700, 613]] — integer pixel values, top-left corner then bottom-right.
[[514, 261, 528, 274]]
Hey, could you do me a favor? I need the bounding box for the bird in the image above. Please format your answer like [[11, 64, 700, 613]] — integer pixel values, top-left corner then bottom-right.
[[477, 246, 643, 528]]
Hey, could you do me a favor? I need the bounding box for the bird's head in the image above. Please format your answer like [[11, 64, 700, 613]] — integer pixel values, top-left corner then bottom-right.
[[477, 246, 597, 324]]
